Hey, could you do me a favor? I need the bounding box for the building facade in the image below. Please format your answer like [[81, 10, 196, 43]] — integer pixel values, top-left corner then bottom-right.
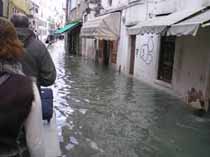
[[81, 0, 127, 67], [8, 0, 30, 17], [78, 0, 210, 110], [121, 0, 210, 110], [65, 0, 88, 55], [0, 0, 30, 18], [29, 0, 39, 31]]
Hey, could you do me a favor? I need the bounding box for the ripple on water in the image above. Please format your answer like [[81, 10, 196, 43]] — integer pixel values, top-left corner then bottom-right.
[[50, 41, 210, 157]]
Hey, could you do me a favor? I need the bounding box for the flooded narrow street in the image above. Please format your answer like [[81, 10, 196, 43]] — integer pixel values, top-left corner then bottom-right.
[[49, 41, 210, 157]]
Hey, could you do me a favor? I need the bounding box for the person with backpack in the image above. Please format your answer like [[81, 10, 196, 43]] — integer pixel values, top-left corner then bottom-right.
[[10, 14, 61, 156], [10, 13, 56, 88], [0, 17, 45, 157]]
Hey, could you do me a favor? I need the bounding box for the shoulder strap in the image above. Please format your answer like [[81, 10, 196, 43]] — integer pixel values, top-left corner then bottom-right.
[[0, 73, 10, 86]]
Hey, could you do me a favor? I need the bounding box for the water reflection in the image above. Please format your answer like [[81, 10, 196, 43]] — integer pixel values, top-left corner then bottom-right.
[[49, 41, 210, 157]]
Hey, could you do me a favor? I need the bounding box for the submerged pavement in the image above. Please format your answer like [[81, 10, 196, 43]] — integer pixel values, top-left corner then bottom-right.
[[49, 41, 210, 157]]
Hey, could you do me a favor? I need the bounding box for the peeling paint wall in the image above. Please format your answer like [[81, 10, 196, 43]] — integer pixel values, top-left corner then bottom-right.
[[172, 27, 210, 99]]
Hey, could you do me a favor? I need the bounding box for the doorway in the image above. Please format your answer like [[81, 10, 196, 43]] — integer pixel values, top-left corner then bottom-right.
[[158, 36, 176, 83], [103, 40, 110, 66], [129, 35, 136, 75]]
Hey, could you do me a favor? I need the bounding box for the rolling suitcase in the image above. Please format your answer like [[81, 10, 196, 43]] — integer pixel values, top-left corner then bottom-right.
[[40, 88, 53, 123]]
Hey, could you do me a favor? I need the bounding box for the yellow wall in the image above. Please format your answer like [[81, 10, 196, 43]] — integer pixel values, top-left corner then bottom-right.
[[9, 0, 30, 17]]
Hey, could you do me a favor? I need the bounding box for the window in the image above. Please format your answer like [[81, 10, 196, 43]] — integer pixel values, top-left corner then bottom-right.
[[108, 0, 112, 6], [70, 0, 77, 10], [35, 8, 38, 13], [84, 14, 87, 22]]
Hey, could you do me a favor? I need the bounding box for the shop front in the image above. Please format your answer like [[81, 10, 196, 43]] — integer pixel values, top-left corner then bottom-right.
[[81, 12, 121, 66], [127, 6, 210, 110], [55, 21, 81, 55]]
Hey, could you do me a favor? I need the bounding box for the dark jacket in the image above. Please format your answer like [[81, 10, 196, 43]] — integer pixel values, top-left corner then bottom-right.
[[16, 28, 56, 87], [0, 72, 34, 157]]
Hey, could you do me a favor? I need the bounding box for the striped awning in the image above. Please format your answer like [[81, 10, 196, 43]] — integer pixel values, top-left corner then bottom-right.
[[55, 21, 81, 34], [127, 7, 207, 35], [167, 7, 210, 36], [81, 12, 121, 40]]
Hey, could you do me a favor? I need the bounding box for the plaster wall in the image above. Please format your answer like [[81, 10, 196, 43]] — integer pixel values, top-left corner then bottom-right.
[[125, 3, 147, 25], [147, 0, 210, 16], [117, 4, 147, 74], [148, 0, 177, 16], [116, 10, 130, 73], [101, 0, 128, 10], [172, 27, 210, 98], [175, 0, 210, 11], [134, 34, 160, 84]]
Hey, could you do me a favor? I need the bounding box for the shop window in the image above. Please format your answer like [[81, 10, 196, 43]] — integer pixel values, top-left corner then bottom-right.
[[35, 8, 38, 13], [108, 0, 112, 6]]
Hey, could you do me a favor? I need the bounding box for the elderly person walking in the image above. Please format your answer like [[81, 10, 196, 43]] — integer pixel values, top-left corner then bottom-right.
[[10, 14, 56, 88], [0, 17, 45, 156]]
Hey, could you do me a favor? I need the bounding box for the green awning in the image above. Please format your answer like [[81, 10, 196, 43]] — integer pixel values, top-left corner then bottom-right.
[[55, 21, 80, 34]]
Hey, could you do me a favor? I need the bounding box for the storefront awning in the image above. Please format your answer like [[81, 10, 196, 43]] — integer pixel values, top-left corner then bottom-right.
[[81, 12, 121, 40], [55, 21, 81, 34], [127, 7, 207, 35], [167, 8, 210, 36]]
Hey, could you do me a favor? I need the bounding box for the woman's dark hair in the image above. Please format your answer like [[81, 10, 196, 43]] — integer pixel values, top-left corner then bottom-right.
[[10, 14, 29, 28]]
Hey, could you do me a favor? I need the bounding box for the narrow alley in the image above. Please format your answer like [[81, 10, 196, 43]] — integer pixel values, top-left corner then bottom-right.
[[50, 41, 210, 157]]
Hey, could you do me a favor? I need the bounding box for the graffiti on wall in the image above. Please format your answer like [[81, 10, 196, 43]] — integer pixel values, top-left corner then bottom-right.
[[137, 37, 154, 65]]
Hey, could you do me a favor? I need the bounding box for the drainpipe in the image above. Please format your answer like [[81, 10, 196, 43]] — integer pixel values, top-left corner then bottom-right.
[[204, 53, 210, 111]]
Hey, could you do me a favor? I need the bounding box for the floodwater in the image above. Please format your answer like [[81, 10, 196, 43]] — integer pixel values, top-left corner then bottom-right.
[[49, 41, 210, 157]]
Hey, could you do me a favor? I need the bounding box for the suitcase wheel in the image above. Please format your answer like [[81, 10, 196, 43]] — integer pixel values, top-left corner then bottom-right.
[[47, 119, 51, 123]]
